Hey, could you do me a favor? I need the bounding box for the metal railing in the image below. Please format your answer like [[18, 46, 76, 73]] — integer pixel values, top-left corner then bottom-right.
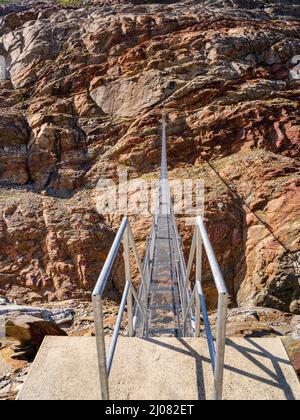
[[92, 217, 149, 400], [182, 215, 228, 400], [170, 206, 194, 335], [92, 112, 228, 400], [133, 217, 156, 335]]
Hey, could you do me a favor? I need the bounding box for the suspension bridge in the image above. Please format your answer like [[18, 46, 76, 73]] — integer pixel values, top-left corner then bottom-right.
[[17, 115, 300, 401]]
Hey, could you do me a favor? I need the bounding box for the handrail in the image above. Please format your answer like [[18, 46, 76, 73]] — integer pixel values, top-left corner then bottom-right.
[[93, 217, 128, 297], [92, 218, 150, 400], [133, 218, 156, 335], [196, 216, 228, 295], [170, 207, 195, 333], [196, 280, 215, 371], [182, 215, 228, 400], [107, 281, 130, 374]]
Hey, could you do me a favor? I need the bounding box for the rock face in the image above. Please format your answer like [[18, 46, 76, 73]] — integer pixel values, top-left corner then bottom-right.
[[0, 194, 124, 302], [0, 112, 29, 184], [0, 0, 299, 311]]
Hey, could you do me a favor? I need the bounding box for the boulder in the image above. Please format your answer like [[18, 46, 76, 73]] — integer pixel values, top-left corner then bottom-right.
[[226, 322, 282, 338], [0, 305, 74, 325], [283, 337, 300, 377], [5, 315, 67, 351]]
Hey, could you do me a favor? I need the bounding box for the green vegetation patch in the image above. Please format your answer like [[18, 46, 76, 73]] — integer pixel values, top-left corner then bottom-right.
[[56, 0, 82, 7]]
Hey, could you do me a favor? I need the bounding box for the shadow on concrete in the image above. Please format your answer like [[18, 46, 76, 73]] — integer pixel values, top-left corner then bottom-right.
[[178, 338, 207, 401], [224, 339, 296, 401], [141, 337, 297, 400], [141, 337, 207, 400]]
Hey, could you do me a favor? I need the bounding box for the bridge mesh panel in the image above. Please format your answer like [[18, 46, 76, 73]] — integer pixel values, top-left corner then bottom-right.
[[134, 114, 193, 337], [147, 214, 182, 337]]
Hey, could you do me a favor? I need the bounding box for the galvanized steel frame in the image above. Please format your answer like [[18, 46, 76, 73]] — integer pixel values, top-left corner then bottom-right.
[[182, 216, 228, 400], [92, 218, 149, 400]]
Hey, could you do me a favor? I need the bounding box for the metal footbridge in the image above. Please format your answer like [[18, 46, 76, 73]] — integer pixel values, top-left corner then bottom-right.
[[92, 114, 229, 400]]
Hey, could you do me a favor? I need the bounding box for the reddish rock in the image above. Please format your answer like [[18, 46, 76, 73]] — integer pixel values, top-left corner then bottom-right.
[[283, 337, 300, 377], [0, 113, 29, 184], [0, 0, 299, 310], [0, 195, 125, 303]]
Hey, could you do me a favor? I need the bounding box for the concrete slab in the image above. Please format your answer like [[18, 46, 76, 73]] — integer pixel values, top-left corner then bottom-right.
[[17, 336, 101, 401], [17, 337, 300, 400]]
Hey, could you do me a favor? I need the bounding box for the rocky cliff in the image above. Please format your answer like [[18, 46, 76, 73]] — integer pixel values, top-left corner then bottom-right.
[[0, 0, 299, 313]]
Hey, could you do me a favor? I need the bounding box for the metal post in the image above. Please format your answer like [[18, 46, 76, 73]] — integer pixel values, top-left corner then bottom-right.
[[183, 229, 196, 336], [124, 226, 134, 337], [183, 281, 197, 331], [145, 236, 151, 301], [185, 229, 196, 289], [214, 293, 228, 400], [128, 224, 148, 313], [127, 290, 134, 338], [195, 292, 201, 338], [92, 294, 109, 400], [107, 281, 131, 375], [177, 235, 187, 316], [195, 226, 202, 337]]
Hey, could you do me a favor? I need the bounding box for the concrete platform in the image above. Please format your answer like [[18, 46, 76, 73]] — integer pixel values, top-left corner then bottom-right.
[[17, 337, 300, 400]]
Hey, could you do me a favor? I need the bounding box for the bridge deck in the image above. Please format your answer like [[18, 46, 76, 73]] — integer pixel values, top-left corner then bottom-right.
[[140, 113, 185, 337], [148, 214, 181, 336]]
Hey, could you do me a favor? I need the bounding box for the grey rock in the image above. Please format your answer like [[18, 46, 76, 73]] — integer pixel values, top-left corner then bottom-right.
[[90, 70, 170, 117], [0, 305, 74, 326]]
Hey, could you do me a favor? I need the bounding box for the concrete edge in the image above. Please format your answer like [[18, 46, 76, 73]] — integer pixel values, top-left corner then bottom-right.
[[16, 336, 52, 400]]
